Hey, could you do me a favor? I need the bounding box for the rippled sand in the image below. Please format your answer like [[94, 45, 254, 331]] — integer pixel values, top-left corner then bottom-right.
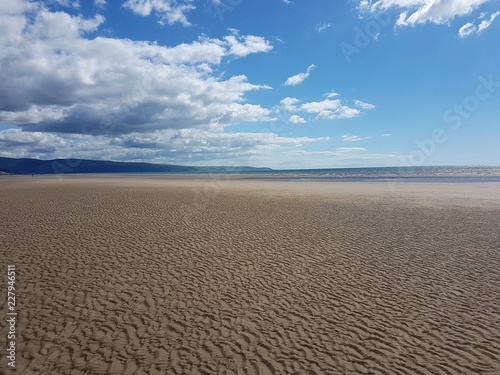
[[1, 175, 499, 374]]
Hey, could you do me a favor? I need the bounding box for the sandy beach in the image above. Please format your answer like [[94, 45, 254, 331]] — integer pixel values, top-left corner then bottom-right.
[[1, 175, 499, 374]]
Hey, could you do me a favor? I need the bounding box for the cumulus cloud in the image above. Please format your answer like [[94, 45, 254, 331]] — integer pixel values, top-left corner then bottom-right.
[[0, 128, 66, 154], [0, 1, 386, 168], [284, 64, 316, 86], [300, 99, 341, 113], [301, 99, 361, 120], [459, 11, 500, 37], [111, 129, 325, 152], [358, 0, 491, 27], [275, 96, 373, 121], [0, 1, 274, 136], [224, 29, 273, 57], [288, 115, 306, 124], [276, 97, 300, 112], [123, 0, 195, 26]]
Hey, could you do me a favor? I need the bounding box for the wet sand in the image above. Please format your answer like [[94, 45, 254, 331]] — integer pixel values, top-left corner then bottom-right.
[[1, 175, 499, 374]]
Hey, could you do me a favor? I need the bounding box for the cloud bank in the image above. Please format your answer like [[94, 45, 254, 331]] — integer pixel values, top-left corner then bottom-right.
[[0, 0, 386, 168], [0, 1, 274, 136]]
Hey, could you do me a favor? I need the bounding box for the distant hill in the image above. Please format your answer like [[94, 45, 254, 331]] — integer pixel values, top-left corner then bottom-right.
[[0, 157, 272, 175]]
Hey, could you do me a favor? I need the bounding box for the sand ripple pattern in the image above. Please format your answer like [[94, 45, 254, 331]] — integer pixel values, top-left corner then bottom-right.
[[1, 178, 500, 374]]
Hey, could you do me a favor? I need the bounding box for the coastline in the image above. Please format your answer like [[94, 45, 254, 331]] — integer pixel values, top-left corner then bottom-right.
[[2, 174, 499, 208]]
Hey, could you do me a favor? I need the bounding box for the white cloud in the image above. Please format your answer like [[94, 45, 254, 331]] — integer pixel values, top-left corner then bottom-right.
[[316, 22, 331, 33], [459, 11, 500, 38], [284, 64, 316, 86], [301, 100, 361, 120], [459, 22, 476, 37], [325, 91, 340, 98], [381, 133, 392, 137], [0, 1, 274, 136], [288, 115, 306, 124], [223, 30, 273, 57], [477, 11, 500, 32], [0, 128, 66, 153], [275, 96, 371, 121], [123, 0, 196, 26], [95, 0, 107, 7], [315, 110, 335, 120], [277, 97, 300, 112], [341, 133, 363, 142], [354, 99, 376, 110], [336, 147, 366, 153], [0, 128, 329, 167], [300, 99, 341, 113], [358, 0, 492, 27], [330, 106, 361, 119]]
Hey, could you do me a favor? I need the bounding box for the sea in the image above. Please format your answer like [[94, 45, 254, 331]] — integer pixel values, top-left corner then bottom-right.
[[224, 165, 500, 183]]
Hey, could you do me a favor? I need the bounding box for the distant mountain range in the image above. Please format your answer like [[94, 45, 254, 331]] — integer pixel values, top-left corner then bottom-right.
[[0, 157, 272, 175]]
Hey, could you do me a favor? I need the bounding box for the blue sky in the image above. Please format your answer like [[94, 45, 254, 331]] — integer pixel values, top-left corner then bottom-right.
[[0, 0, 499, 168]]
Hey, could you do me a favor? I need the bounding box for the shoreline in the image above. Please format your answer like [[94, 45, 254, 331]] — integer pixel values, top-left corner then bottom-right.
[[2, 171, 500, 182], [1, 174, 499, 208]]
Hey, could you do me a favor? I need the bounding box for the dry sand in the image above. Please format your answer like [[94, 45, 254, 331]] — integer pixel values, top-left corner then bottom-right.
[[1, 175, 499, 374]]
